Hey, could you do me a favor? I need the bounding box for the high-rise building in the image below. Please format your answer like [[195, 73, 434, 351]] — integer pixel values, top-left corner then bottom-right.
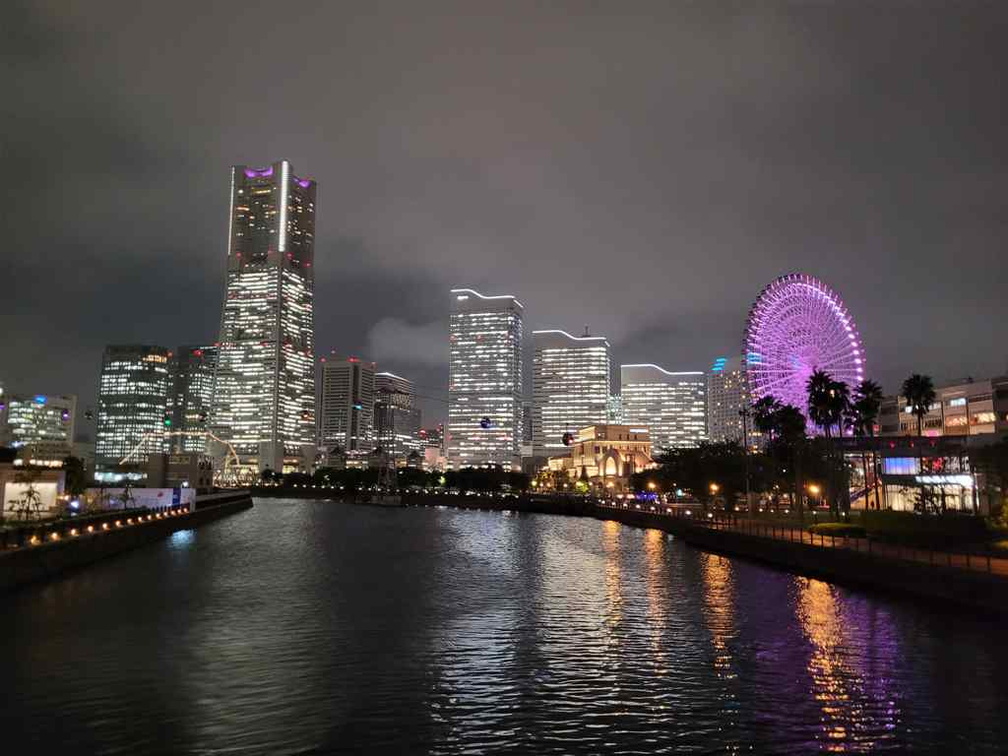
[[448, 288, 524, 469], [318, 356, 375, 454], [620, 363, 707, 453], [374, 372, 422, 459], [211, 160, 317, 473], [532, 329, 611, 457], [0, 392, 76, 467], [94, 345, 171, 482], [169, 345, 218, 453], [707, 355, 753, 445]]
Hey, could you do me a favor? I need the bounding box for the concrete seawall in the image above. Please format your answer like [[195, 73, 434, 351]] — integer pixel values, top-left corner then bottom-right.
[[0, 493, 253, 592], [403, 493, 1008, 615]]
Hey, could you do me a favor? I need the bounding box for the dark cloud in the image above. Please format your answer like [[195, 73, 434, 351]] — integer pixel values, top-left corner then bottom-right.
[[3, 0, 1007, 429]]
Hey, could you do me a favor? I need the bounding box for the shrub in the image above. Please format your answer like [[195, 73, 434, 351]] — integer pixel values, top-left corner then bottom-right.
[[808, 522, 866, 538]]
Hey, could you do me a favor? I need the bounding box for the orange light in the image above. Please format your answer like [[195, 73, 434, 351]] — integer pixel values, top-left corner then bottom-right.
[[115, 520, 122, 527], [102, 523, 109, 530], [87, 525, 94, 533], [70, 528, 79, 537], [50, 532, 60, 541]]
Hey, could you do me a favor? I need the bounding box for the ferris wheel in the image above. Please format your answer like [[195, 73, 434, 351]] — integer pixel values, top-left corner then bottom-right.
[[744, 273, 865, 420]]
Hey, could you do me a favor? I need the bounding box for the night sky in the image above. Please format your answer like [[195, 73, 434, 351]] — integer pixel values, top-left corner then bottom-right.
[[4, 1, 1007, 433]]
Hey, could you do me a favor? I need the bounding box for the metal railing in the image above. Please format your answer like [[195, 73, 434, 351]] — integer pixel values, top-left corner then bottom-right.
[[595, 500, 1002, 576]]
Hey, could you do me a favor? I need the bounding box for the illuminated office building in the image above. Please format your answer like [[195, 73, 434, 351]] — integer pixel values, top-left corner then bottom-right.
[[211, 160, 317, 473], [532, 330, 611, 457], [374, 372, 422, 459], [0, 392, 76, 467], [95, 345, 172, 482], [318, 356, 375, 454], [620, 363, 707, 452], [707, 355, 754, 445], [448, 288, 523, 469], [169, 345, 217, 453]]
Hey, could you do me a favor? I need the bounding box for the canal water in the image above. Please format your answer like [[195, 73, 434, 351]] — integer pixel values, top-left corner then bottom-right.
[[3, 499, 1007, 754]]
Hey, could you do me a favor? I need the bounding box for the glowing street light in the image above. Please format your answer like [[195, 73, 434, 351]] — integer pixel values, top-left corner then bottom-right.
[[647, 481, 657, 491], [709, 482, 720, 495]]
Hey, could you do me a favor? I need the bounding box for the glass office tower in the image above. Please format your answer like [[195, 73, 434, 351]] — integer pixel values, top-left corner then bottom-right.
[[211, 161, 317, 473]]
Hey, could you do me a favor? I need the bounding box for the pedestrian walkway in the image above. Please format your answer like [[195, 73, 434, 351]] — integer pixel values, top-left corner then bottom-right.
[[596, 501, 1007, 577]]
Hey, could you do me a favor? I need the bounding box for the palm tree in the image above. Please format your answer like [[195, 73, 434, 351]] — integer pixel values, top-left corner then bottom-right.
[[847, 379, 883, 509], [807, 371, 850, 513], [902, 373, 937, 511], [807, 370, 837, 439], [751, 396, 783, 441], [901, 374, 936, 437]]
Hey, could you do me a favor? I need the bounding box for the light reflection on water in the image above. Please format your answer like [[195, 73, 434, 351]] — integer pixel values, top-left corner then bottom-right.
[[2, 500, 1006, 754]]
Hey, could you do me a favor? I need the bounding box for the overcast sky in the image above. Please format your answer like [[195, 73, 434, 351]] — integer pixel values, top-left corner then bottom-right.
[[3, 1, 1007, 431]]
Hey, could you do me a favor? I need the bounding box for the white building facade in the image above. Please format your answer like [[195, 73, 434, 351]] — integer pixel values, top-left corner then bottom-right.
[[707, 355, 753, 445], [620, 364, 707, 453], [531, 330, 611, 457], [447, 288, 523, 469]]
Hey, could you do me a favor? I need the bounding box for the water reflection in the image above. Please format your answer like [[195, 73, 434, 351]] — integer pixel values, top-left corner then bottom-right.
[[794, 577, 904, 753], [2, 503, 1006, 754]]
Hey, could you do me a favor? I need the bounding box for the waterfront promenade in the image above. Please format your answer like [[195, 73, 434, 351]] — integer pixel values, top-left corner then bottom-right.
[[0, 490, 253, 591]]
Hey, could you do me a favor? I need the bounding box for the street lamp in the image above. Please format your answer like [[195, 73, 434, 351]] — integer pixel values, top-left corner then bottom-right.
[[709, 482, 720, 495], [647, 481, 656, 491]]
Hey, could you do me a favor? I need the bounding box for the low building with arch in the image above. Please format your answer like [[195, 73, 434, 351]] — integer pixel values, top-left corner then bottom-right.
[[546, 424, 655, 492]]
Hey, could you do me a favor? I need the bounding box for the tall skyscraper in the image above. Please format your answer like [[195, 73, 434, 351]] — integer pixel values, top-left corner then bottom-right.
[[318, 356, 375, 454], [211, 161, 317, 473], [0, 392, 76, 467], [94, 345, 171, 482], [169, 345, 218, 453], [532, 329, 611, 457], [374, 372, 422, 459], [620, 363, 707, 453], [448, 288, 523, 469], [707, 355, 754, 445]]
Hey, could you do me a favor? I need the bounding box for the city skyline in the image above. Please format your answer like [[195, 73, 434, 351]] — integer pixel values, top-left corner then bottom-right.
[[6, 3, 1007, 431]]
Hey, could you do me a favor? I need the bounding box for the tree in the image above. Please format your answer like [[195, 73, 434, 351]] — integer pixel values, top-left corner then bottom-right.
[[902, 373, 937, 511], [901, 374, 936, 438], [846, 379, 883, 509], [8, 469, 44, 520], [62, 456, 88, 498], [752, 396, 783, 441], [806, 371, 850, 514]]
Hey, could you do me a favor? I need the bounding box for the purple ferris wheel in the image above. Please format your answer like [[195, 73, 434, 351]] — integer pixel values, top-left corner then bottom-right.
[[744, 273, 865, 420]]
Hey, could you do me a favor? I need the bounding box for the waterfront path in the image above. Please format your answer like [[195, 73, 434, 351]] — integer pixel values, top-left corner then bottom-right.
[[595, 500, 1008, 577]]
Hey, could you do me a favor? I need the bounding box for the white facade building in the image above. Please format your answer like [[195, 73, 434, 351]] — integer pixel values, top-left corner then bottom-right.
[[707, 355, 753, 445], [532, 330, 611, 457], [620, 364, 707, 453], [447, 288, 523, 469], [211, 161, 317, 473], [318, 356, 376, 455]]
